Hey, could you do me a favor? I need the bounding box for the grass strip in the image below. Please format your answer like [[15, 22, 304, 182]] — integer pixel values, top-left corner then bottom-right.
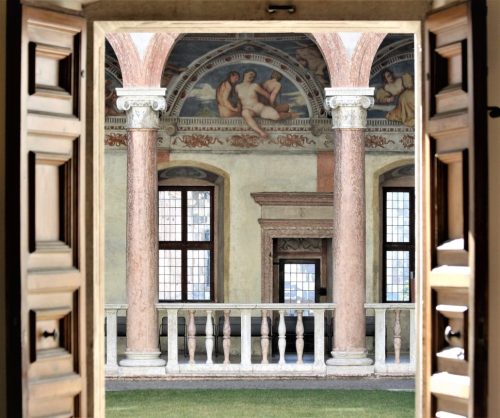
[[106, 389, 414, 418]]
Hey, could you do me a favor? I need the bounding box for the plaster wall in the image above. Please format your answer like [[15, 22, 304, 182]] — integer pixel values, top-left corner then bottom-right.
[[487, 0, 500, 414], [0, 2, 6, 416], [104, 151, 318, 303], [168, 152, 318, 303], [104, 148, 413, 352], [104, 150, 128, 303], [365, 153, 414, 303]]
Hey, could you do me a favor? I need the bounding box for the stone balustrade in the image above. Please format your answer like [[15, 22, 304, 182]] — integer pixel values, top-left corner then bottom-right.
[[105, 302, 415, 377]]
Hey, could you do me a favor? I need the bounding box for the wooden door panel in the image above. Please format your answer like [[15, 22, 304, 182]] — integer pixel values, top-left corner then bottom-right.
[[18, 6, 86, 417], [25, 9, 81, 117], [424, 1, 488, 416], [27, 133, 79, 270]]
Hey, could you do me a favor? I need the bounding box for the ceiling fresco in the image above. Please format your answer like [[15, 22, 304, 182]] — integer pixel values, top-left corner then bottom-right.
[[105, 33, 415, 153]]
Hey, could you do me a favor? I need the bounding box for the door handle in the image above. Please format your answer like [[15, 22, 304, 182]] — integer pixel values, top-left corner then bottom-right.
[[42, 329, 58, 340]]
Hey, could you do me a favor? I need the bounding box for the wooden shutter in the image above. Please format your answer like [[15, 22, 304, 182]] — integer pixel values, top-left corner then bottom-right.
[[6, 4, 87, 417], [423, 1, 488, 416]]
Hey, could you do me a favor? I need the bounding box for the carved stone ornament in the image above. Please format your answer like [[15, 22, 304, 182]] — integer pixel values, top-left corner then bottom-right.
[[116, 87, 167, 129], [324, 87, 375, 129]]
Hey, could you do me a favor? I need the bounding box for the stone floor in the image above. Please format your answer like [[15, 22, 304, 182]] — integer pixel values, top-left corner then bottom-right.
[[106, 376, 415, 391]]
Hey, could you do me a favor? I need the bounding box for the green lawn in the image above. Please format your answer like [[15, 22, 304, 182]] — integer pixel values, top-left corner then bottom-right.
[[106, 389, 414, 418]]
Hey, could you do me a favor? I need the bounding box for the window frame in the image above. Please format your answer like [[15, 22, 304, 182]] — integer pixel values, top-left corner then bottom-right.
[[158, 185, 215, 302], [278, 259, 321, 304], [382, 186, 415, 303]]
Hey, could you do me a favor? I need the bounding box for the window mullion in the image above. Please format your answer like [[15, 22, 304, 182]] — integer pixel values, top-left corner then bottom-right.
[[181, 190, 188, 301], [210, 187, 215, 301]]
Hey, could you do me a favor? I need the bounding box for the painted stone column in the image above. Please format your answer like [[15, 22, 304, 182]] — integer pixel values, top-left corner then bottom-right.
[[325, 87, 374, 366], [117, 88, 166, 367]]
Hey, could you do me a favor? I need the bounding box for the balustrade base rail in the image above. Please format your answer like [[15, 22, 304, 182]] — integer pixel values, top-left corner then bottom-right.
[[105, 303, 415, 378]]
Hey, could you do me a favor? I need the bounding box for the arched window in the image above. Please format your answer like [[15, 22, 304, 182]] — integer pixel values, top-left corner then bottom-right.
[[157, 166, 225, 302], [380, 165, 415, 302]]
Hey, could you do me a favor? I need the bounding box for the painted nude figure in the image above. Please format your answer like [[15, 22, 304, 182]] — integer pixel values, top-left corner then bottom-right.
[[235, 69, 298, 138], [216, 71, 241, 117]]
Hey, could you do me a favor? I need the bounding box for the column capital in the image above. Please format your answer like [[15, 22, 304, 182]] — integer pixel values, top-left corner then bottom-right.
[[116, 87, 166, 129], [324, 87, 374, 129]]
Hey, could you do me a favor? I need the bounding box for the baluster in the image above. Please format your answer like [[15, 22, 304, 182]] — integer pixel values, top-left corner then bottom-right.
[[205, 310, 214, 364], [296, 310, 304, 364], [167, 309, 178, 370], [241, 309, 252, 367], [374, 308, 387, 368], [105, 309, 118, 370], [188, 310, 196, 364], [261, 309, 269, 364], [410, 307, 416, 369], [278, 309, 286, 365], [393, 309, 401, 364], [223, 310, 231, 364], [313, 309, 325, 366]]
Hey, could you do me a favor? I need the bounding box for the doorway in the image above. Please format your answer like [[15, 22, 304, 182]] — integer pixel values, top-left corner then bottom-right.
[[93, 20, 422, 416]]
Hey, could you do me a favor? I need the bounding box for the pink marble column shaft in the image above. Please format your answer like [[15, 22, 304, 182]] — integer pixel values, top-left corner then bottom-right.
[[332, 128, 367, 354], [125, 129, 160, 359], [116, 89, 166, 368], [324, 87, 374, 366]]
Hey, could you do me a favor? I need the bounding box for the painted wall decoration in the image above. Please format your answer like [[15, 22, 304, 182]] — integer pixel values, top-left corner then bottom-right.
[[105, 33, 415, 153], [369, 34, 415, 127], [105, 43, 123, 117], [179, 65, 307, 138]]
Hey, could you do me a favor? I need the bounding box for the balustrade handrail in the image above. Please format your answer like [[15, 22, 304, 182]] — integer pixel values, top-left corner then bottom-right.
[[365, 303, 415, 309], [156, 302, 336, 310], [104, 302, 416, 376], [105, 302, 414, 311]]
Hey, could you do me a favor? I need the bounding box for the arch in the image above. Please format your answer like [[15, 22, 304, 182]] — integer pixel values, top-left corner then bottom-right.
[[374, 158, 415, 184], [106, 33, 142, 87], [312, 32, 387, 87], [106, 32, 179, 87], [143, 33, 180, 87], [157, 160, 230, 301], [311, 32, 350, 87], [349, 32, 387, 86]]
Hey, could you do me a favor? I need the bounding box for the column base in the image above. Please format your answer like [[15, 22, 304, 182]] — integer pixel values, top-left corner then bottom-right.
[[119, 351, 166, 367], [326, 349, 373, 366]]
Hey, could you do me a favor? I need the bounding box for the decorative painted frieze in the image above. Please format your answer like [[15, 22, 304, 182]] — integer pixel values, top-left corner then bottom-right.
[[365, 135, 396, 149], [172, 134, 223, 148], [105, 115, 414, 153]]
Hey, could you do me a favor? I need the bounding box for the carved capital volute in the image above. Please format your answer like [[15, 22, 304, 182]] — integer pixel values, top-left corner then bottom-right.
[[324, 87, 375, 129], [116, 87, 167, 129]]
